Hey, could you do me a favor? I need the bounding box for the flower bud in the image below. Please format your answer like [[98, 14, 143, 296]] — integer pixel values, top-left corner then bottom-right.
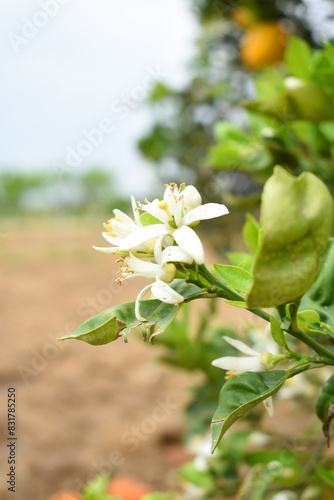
[[183, 185, 202, 213]]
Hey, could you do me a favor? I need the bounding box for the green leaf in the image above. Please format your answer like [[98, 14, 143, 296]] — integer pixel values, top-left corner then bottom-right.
[[285, 37, 312, 80], [270, 315, 288, 349], [316, 374, 334, 423], [211, 371, 287, 452], [227, 252, 254, 272], [214, 264, 252, 293], [224, 300, 248, 308], [58, 300, 179, 345], [315, 464, 334, 487], [214, 121, 246, 142], [140, 212, 161, 226], [242, 213, 261, 253], [319, 121, 334, 143], [247, 167, 333, 308], [297, 310, 320, 324], [300, 239, 334, 331]]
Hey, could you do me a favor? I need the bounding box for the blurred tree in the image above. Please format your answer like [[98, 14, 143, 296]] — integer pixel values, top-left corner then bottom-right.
[[138, 0, 334, 211]]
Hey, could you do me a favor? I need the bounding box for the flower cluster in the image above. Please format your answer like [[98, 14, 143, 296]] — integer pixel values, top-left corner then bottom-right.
[[94, 183, 229, 320]]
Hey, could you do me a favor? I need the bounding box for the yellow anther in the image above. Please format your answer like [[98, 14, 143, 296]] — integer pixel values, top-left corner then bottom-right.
[[225, 370, 237, 380]]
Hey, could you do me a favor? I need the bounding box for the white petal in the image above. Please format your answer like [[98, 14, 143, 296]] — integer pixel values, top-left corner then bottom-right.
[[173, 226, 205, 264], [131, 196, 142, 227], [93, 245, 120, 254], [182, 185, 202, 213], [183, 203, 229, 226], [262, 396, 274, 417], [127, 253, 162, 279], [161, 246, 193, 265], [135, 284, 153, 322], [164, 186, 179, 215], [118, 224, 170, 251], [222, 336, 261, 356], [142, 201, 170, 224], [174, 199, 183, 227], [102, 232, 122, 246], [154, 235, 164, 264], [212, 355, 263, 372], [109, 220, 133, 239], [151, 278, 185, 304], [113, 209, 137, 229]]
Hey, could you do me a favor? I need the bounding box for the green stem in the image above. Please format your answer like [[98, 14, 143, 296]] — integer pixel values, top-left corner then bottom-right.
[[287, 328, 334, 362], [287, 362, 326, 378], [197, 264, 271, 322]]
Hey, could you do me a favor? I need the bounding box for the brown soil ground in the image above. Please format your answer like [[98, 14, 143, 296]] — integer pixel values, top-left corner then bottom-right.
[[0, 217, 320, 500], [0, 217, 255, 500]]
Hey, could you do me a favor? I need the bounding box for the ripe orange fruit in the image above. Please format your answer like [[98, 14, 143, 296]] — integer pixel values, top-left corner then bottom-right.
[[240, 21, 288, 69], [48, 492, 80, 500], [107, 476, 151, 500]]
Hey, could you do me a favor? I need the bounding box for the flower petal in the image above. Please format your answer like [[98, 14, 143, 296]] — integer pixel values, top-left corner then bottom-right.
[[118, 224, 170, 251], [262, 396, 274, 417], [164, 186, 180, 215], [131, 196, 142, 227], [154, 235, 164, 264], [183, 203, 229, 226], [92, 245, 120, 254], [142, 201, 170, 224], [135, 284, 153, 322], [222, 336, 261, 356], [212, 355, 263, 372], [102, 232, 122, 246], [161, 246, 193, 265], [109, 220, 133, 239], [113, 209, 138, 229], [182, 185, 202, 213], [151, 278, 185, 304], [174, 199, 183, 227], [126, 253, 162, 279], [173, 226, 205, 264]]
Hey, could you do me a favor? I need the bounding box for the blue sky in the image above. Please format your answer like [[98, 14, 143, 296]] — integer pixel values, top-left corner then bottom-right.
[[1, 0, 198, 194]]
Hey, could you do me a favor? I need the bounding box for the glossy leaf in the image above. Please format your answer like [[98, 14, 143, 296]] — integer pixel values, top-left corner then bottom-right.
[[247, 167, 333, 308], [58, 300, 179, 345], [211, 371, 287, 452], [214, 264, 252, 293], [300, 239, 334, 331]]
